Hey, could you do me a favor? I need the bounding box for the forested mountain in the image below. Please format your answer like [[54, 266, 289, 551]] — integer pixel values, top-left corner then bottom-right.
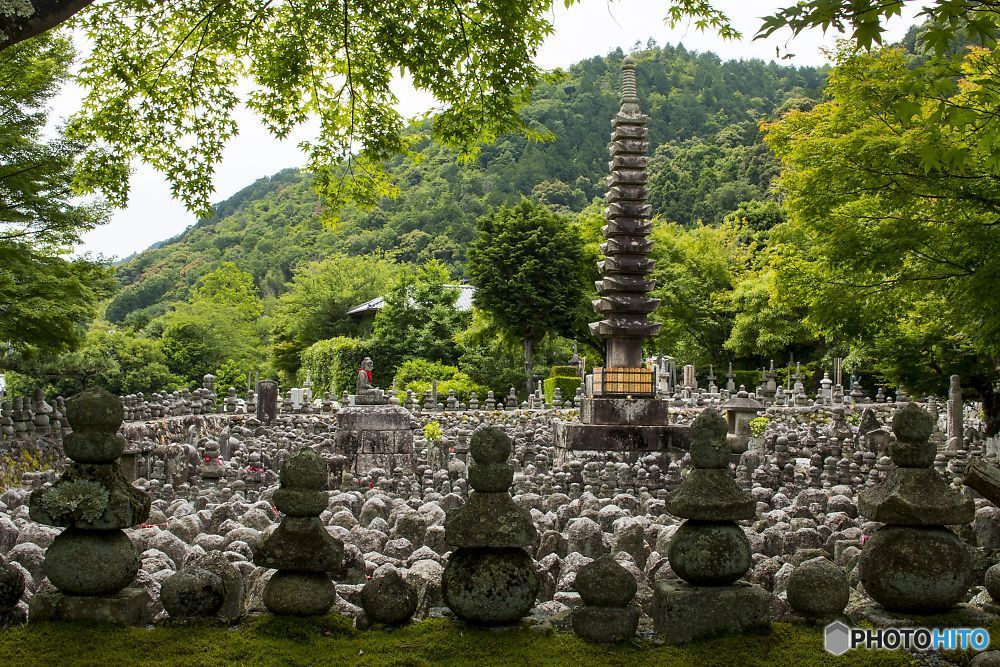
[[107, 43, 824, 328]]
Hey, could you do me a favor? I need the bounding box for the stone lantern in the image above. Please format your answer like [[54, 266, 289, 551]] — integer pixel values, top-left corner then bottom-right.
[[719, 386, 764, 455]]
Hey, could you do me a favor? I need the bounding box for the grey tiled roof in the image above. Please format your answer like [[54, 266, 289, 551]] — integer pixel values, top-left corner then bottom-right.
[[347, 284, 475, 316]]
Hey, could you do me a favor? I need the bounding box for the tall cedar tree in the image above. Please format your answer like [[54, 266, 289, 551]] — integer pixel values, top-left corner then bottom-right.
[[467, 199, 587, 393]]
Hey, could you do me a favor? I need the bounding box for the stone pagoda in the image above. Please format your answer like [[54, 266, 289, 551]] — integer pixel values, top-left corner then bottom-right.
[[858, 403, 974, 612], [555, 57, 686, 460], [28, 388, 152, 625]]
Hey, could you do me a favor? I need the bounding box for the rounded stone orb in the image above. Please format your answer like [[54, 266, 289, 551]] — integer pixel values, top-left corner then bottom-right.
[[278, 449, 327, 491], [272, 488, 327, 517], [469, 427, 512, 465], [442, 547, 539, 625], [65, 388, 124, 434], [361, 567, 417, 625], [892, 403, 935, 444], [575, 555, 636, 607], [63, 432, 126, 464], [689, 409, 730, 469], [859, 525, 973, 613], [786, 557, 849, 619], [45, 528, 138, 596], [0, 560, 25, 608], [263, 571, 337, 616], [667, 520, 751, 586], [467, 462, 514, 493], [161, 567, 225, 618]]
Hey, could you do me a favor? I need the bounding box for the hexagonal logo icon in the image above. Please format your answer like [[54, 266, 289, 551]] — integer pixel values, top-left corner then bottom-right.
[[825, 621, 851, 656]]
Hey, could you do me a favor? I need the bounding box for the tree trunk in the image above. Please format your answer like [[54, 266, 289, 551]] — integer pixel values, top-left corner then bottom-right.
[[523, 334, 534, 397], [1, 1, 97, 51]]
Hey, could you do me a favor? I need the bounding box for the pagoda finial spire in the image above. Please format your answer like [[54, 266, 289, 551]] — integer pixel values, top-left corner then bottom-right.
[[620, 57, 640, 114]]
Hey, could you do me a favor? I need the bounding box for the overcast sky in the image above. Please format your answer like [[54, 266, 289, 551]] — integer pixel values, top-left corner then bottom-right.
[[63, 0, 926, 259]]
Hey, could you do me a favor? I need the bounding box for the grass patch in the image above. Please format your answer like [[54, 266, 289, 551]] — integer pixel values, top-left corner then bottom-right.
[[0, 617, 917, 666]]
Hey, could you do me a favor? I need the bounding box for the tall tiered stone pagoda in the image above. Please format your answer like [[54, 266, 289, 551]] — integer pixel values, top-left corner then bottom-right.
[[555, 57, 687, 461], [590, 56, 661, 369]]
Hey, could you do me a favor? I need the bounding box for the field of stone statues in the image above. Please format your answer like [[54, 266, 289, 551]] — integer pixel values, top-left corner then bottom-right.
[[0, 382, 997, 666]]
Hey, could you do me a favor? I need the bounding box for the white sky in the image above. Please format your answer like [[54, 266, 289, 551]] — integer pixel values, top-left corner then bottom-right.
[[61, 0, 926, 259]]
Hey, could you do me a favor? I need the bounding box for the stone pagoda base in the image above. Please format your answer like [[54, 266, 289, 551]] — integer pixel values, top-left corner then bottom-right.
[[29, 588, 149, 626], [335, 404, 415, 476], [554, 396, 689, 463], [651, 580, 770, 644]]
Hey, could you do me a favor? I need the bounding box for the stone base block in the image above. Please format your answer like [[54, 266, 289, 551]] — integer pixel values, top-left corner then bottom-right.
[[334, 405, 415, 475], [29, 588, 149, 625], [554, 421, 690, 463], [572, 604, 640, 643], [651, 580, 770, 644], [580, 398, 668, 426]]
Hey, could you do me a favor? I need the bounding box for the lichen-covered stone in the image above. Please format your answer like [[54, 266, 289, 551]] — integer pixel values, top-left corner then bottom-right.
[[65, 387, 124, 436], [857, 402, 974, 613], [667, 520, 751, 586], [278, 449, 326, 490], [892, 403, 935, 448], [187, 551, 243, 622], [254, 516, 344, 572], [859, 526, 974, 613], [444, 492, 536, 548], [858, 468, 974, 526], [29, 462, 151, 529], [467, 462, 514, 493], [572, 604, 640, 643], [262, 571, 337, 617], [651, 580, 770, 644], [256, 446, 342, 616], [665, 469, 755, 521], [786, 557, 849, 620], [985, 563, 1000, 604], [44, 528, 139, 596], [272, 488, 327, 517], [63, 431, 126, 464], [442, 426, 539, 626], [29, 388, 151, 623], [469, 427, 512, 464], [689, 409, 730, 469], [360, 565, 417, 625], [161, 567, 225, 618], [574, 555, 636, 607], [442, 548, 539, 625]]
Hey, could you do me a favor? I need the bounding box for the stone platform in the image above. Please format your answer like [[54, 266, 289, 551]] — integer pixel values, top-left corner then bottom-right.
[[554, 395, 689, 463], [651, 580, 771, 644], [29, 588, 149, 625], [553, 421, 689, 463], [580, 397, 669, 425], [335, 405, 416, 476]]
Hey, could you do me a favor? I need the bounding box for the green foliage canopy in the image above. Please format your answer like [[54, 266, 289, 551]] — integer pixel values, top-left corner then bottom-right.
[[764, 44, 1000, 432], [0, 33, 111, 358], [467, 199, 588, 389]]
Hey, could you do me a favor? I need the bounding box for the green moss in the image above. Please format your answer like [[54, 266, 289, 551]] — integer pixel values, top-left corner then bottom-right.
[[0, 618, 917, 667], [38, 480, 109, 524]]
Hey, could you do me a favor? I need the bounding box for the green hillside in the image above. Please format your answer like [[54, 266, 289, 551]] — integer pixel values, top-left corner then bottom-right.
[[106, 43, 824, 327]]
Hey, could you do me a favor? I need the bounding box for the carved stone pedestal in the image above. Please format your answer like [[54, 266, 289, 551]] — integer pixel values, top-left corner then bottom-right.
[[29, 588, 149, 625], [651, 580, 770, 644]]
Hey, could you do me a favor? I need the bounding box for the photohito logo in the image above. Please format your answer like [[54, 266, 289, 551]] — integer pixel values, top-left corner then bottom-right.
[[824, 621, 990, 655]]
